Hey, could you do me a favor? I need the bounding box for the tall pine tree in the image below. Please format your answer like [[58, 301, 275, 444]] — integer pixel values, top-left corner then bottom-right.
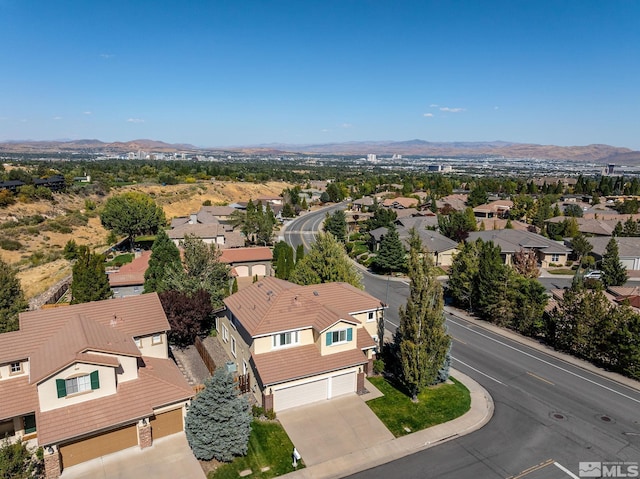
[[144, 229, 182, 293], [185, 368, 252, 461], [601, 238, 628, 287], [71, 247, 111, 304], [372, 225, 406, 273], [397, 231, 450, 400]]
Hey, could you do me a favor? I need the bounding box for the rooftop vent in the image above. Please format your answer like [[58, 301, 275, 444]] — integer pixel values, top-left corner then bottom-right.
[[313, 291, 319, 296]]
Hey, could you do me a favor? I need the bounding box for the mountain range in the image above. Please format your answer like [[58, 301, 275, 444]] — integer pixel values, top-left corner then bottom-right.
[[1, 138, 639, 164]]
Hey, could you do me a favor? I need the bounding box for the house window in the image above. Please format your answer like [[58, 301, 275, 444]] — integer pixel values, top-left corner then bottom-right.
[[57, 370, 100, 398], [551, 254, 560, 262], [243, 360, 248, 375], [10, 362, 22, 374], [231, 337, 237, 357], [222, 325, 229, 342], [134, 338, 142, 348], [272, 331, 299, 348], [23, 414, 36, 435], [367, 311, 375, 322], [152, 334, 162, 345], [325, 328, 353, 346]]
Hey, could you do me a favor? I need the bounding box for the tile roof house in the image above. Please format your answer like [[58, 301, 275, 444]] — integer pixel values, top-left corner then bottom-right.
[[168, 222, 245, 248], [381, 196, 419, 209], [108, 250, 151, 298], [585, 236, 640, 271], [0, 294, 192, 478], [215, 278, 386, 412], [472, 200, 513, 219], [467, 229, 572, 268], [220, 246, 273, 281]]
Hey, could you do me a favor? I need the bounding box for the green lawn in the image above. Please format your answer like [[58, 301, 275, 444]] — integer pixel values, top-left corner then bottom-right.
[[367, 376, 470, 437], [209, 420, 304, 479], [546, 268, 574, 275], [105, 253, 134, 267]]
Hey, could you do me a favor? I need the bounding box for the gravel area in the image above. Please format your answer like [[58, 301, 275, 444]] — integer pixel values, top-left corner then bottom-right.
[[170, 335, 233, 386]]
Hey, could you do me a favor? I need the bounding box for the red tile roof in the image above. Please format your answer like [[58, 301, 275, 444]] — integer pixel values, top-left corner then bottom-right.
[[251, 344, 367, 386], [224, 278, 384, 337], [36, 357, 192, 445], [219, 247, 272, 263], [108, 251, 150, 287], [0, 376, 38, 420], [357, 328, 376, 350]]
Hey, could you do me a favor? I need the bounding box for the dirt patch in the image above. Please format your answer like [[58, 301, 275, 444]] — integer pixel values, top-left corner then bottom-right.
[[1, 181, 291, 300]]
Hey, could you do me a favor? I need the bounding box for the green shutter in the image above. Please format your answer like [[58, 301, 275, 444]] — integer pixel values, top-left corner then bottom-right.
[[347, 328, 353, 341], [56, 379, 67, 398], [326, 332, 333, 346], [90, 370, 100, 390]]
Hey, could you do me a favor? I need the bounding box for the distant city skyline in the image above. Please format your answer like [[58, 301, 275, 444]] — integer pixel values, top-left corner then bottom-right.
[[1, 0, 639, 150]]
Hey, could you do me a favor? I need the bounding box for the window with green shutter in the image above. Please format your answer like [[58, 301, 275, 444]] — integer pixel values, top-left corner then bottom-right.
[[90, 370, 100, 390], [56, 378, 67, 398], [327, 328, 353, 345]]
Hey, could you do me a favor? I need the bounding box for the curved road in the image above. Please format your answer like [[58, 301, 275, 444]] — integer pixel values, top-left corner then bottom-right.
[[284, 207, 640, 479]]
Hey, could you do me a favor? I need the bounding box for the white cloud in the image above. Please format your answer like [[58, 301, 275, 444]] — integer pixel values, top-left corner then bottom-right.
[[53, 116, 62, 120], [83, 111, 92, 115], [423, 113, 434, 117], [341, 123, 352, 128], [321, 129, 330, 132], [100, 53, 114, 59], [127, 118, 145, 123], [439, 107, 465, 113], [430, 104, 439, 108], [494, 106, 499, 110]]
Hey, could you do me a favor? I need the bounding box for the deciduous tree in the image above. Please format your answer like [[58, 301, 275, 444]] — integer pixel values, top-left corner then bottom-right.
[[100, 192, 166, 247], [158, 289, 213, 347], [185, 368, 252, 461]]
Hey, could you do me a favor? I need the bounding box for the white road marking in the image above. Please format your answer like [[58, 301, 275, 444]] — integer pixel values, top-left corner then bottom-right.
[[554, 461, 580, 478], [452, 357, 505, 385], [448, 318, 640, 405]]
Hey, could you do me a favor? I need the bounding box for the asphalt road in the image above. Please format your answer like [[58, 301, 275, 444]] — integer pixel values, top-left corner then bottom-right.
[[284, 207, 640, 479]]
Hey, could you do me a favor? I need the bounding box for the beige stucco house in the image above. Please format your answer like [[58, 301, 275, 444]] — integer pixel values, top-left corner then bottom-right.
[[215, 277, 386, 412], [0, 294, 192, 478]]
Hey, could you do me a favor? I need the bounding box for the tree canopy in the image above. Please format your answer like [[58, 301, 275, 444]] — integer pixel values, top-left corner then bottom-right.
[[397, 231, 450, 400], [185, 368, 252, 461], [372, 225, 406, 274], [323, 210, 347, 242], [100, 192, 166, 245], [70, 247, 111, 304], [159, 289, 213, 347], [289, 232, 362, 288], [601, 238, 628, 287], [143, 229, 182, 293], [0, 259, 28, 333]]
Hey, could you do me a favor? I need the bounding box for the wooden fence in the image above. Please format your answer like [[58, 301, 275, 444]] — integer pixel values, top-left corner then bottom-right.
[[194, 336, 216, 375]]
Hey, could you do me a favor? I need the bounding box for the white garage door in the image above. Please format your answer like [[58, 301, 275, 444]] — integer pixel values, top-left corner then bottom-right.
[[252, 264, 266, 276], [235, 265, 250, 277], [274, 378, 328, 411], [330, 372, 356, 398]]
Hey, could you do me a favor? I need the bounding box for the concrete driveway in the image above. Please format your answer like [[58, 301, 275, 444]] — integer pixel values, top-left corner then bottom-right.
[[60, 433, 205, 479], [277, 392, 394, 466]]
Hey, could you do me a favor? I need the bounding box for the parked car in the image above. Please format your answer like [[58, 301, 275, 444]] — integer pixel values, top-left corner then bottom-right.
[[584, 270, 602, 279]]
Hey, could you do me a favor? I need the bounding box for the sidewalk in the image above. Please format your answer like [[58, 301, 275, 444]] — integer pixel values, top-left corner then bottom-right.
[[280, 368, 493, 479]]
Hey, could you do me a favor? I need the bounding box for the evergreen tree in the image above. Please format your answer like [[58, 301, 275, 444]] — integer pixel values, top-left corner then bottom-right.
[[289, 232, 362, 288], [323, 210, 347, 242], [466, 185, 488, 207], [601, 238, 628, 287], [447, 240, 480, 311], [231, 278, 238, 294], [71, 247, 111, 304], [437, 207, 477, 241], [295, 244, 305, 264], [0, 259, 28, 333], [164, 234, 230, 309], [474, 240, 513, 324], [571, 234, 593, 267], [366, 207, 397, 230], [185, 368, 252, 461], [397, 231, 450, 400], [273, 241, 295, 280], [144, 229, 182, 293], [372, 225, 406, 273], [0, 438, 42, 479]]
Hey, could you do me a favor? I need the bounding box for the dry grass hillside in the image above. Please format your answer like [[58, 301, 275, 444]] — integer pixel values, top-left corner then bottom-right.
[[0, 180, 291, 300]]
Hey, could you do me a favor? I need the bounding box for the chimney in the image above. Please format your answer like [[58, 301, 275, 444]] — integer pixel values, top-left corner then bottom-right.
[[189, 213, 197, 224]]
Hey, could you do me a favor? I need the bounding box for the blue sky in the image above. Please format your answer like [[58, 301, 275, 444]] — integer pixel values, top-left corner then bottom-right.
[[1, 0, 639, 149]]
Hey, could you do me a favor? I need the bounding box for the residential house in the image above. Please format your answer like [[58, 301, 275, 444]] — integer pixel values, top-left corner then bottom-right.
[[436, 194, 468, 213], [381, 197, 419, 209], [108, 250, 151, 298], [220, 246, 273, 281], [216, 278, 386, 412], [0, 294, 192, 478], [584, 236, 640, 271], [607, 286, 640, 309], [168, 223, 244, 248], [472, 200, 513, 219], [467, 229, 572, 268], [350, 196, 374, 212]]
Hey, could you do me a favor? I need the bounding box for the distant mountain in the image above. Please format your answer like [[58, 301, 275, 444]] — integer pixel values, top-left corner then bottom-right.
[[1, 138, 638, 164], [254, 140, 635, 163]]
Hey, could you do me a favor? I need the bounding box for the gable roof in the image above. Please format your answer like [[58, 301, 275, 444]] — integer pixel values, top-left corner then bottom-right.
[[108, 251, 151, 287], [0, 294, 169, 364], [586, 236, 640, 258], [467, 229, 571, 254], [219, 247, 272, 263], [29, 314, 141, 383], [224, 277, 384, 337]]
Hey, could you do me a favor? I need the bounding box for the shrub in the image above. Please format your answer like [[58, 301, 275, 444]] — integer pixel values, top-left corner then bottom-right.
[[0, 238, 22, 251], [373, 359, 385, 375]]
